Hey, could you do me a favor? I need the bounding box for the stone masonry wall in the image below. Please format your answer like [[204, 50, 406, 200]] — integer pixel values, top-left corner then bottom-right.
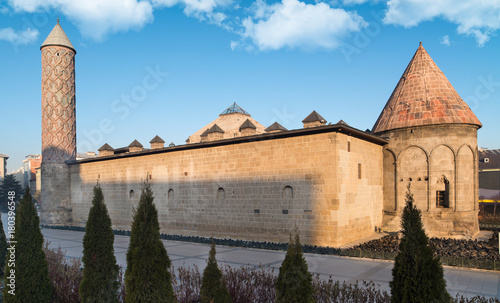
[[69, 131, 384, 247], [379, 124, 479, 237]]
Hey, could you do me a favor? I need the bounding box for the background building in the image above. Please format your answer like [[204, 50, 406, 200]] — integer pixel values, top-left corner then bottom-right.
[[23, 154, 41, 190], [478, 148, 500, 214], [0, 153, 7, 181]]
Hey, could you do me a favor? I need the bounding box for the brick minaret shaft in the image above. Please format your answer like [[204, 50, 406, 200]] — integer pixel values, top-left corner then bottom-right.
[[40, 20, 76, 225]]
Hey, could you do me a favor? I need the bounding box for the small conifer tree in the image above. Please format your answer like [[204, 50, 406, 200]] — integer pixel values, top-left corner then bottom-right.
[[276, 228, 314, 303], [390, 184, 451, 303], [0, 214, 7, 277], [200, 241, 231, 303], [125, 181, 176, 302], [80, 184, 120, 302], [3, 187, 52, 302]]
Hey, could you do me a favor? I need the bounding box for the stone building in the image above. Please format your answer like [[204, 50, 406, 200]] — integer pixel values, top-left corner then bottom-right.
[[373, 42, 481, 237], [0, 153, 8, 180], [479, 149, 500, 200], [40, 23, 481, 247]]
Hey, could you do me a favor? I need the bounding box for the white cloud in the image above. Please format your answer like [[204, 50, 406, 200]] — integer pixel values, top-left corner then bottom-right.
[[383, 0, 500, 47], [440, 35, 450, 46], [153, 0, 231, 26], [0, 27, 39, 45], [342, 0, 371, 4], [7, 0, 154, 41], [238, 0, 367, 51]]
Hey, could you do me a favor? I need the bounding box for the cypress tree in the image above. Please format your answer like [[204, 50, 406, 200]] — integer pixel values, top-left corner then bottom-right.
[[0, 175, 23, 212], [390, 184, 451, 303], [200, 242, 231, 303], [276, 228, 314, 303], [3, 187, 52, 302], [80, 184, 120, 302], [0, 214, 7, 277], [125, 181, 176, 302]]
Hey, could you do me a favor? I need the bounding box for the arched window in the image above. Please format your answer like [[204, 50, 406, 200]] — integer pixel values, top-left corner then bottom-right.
[[168, 189, 174, 200], [129, 190, 135, 200], [217, 187, 225, 200], [436, 176, 450, 208], [283, 186, 293, 199]]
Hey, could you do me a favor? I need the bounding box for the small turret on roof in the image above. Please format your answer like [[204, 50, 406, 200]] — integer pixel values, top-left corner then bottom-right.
[[336, 120, 349, 126], [239, 119, 257, 136], [302, 110, 326, 128], [40, 19, 76, 53], [150, 135, 165, 149], [206, 124, 225, 134], [206, 124, 225, 141], [128, 140, 143, 152], [239, 119, 257, 130], [265, 122, 288, 133], [98, 143, 114, 157]]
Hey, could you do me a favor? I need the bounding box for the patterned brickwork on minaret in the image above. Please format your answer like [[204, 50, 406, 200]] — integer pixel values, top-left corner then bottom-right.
[[40, 20, 76, 225], [41, 21, 76, 163]]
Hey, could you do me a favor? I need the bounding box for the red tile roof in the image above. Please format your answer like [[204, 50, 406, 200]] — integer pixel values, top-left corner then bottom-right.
[[372, 43, 481, 134]]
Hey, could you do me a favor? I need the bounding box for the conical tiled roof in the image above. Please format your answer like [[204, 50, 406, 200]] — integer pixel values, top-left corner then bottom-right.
[[372, 43, 481, 134], [302, 111, 326, 123], [239, 119, 257, 131], [40, 19, 76, 53]]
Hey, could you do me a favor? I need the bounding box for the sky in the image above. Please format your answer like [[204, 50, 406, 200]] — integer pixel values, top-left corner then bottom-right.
[[1, 0, 499, 172]]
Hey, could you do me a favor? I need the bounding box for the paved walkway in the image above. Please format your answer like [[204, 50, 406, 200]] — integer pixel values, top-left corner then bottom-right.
[[40, 228, 500, 299]]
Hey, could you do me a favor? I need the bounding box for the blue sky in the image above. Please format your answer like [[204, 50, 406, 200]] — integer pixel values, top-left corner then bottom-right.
[[1, 0, 499, 172]]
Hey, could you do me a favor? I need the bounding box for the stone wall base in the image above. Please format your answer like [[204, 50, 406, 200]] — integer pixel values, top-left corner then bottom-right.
[[40, 163, 73, 225]]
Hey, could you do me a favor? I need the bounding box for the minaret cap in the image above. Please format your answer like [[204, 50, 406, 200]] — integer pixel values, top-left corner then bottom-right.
[[41, 20, 76, 53]]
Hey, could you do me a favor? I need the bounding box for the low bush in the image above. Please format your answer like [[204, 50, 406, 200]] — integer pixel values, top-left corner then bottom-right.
[[43, 242, 82, 303], [40, 247, 500, 303]]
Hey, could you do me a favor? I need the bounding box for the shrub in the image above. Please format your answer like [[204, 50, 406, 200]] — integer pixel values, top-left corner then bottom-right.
[[276, 228, 314, 303], [171, 264, 202, 303], [200, 242, 231, 303], [80, 184, 120, 302], [44, 242, 83, 303], [390, 184, 451, 302], [125, 181, 176, 302]]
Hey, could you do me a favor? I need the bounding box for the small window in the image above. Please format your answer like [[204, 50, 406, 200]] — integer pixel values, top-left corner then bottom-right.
[[436, 177, 450, 208], [168, 189, 174, 200], [283, 186, 293, 199], [484, 158, 490, 163], [282, 210, 289, 215], [347, 141, 351, 152], [217, 187, 225, 200], [436, 191, 447, 208], [358, 163, 362, 179], [129, 190, 135, 199]]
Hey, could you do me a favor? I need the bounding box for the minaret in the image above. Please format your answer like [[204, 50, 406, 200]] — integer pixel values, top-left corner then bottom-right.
[[40, 20, 76, 225], [41, 18, 76, 162]]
